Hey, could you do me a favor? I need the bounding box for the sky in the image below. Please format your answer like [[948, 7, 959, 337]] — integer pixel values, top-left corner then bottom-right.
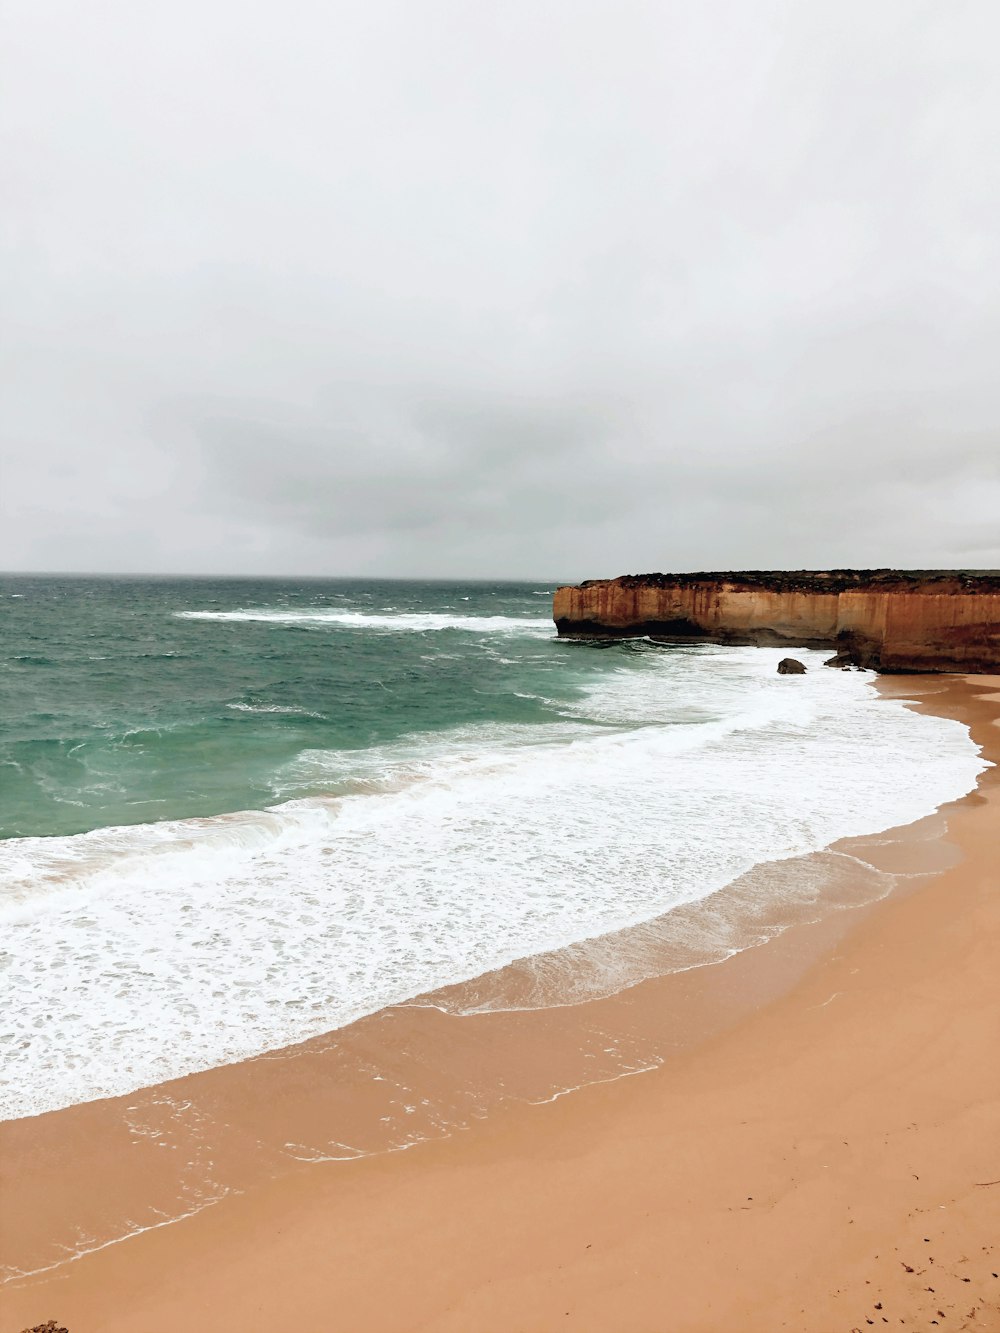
[[2, 0, 999, 579]]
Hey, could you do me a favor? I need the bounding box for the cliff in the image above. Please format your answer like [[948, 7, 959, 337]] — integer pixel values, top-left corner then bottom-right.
[[552, 570, 1000, 672]]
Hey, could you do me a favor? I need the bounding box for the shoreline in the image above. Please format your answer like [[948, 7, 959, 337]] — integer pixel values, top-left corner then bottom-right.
[[5, 642, 955, 1126], [2, 674, 999, 1330]]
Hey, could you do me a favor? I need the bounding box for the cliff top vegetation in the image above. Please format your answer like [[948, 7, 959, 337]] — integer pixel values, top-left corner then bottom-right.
[[572, 570, 1000, 595]]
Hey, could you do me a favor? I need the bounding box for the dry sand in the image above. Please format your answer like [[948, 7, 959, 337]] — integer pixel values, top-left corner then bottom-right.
[[2, 674, 998, 1332]]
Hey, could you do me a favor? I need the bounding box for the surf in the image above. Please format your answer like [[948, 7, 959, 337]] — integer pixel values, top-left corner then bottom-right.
[[0, 643, 986, 1120]]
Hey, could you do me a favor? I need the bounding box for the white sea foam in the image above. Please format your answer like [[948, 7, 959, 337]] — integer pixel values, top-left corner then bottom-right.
[[226, 703, 326, 718], [0, 648, 987, 1119], [176, 609, 553, 634]]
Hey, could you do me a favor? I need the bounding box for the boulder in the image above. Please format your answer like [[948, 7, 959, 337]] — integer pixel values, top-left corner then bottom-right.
[[777, 657, 806, 675]]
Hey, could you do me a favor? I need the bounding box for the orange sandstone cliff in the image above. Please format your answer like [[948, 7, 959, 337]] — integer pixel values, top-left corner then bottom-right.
[[552, 571, 1000, 672]]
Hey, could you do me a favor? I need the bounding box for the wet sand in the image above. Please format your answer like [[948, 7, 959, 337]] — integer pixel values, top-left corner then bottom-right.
[[2, 675, 999, 1331]]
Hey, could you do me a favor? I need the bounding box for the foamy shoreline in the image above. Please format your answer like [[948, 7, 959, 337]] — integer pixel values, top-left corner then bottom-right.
[[1, 648, 985, 1122]]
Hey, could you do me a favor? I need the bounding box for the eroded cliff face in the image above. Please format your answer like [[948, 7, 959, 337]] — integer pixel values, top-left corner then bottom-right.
[[553, 571, 1000, 672]]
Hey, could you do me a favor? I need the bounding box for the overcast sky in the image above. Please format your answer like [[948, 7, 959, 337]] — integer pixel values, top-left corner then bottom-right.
[[2, 0, 998, 578]]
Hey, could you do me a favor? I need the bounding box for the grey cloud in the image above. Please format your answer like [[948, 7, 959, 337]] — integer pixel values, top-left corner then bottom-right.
[[180, 389, 632, 538], [2, 0, 999, 576]]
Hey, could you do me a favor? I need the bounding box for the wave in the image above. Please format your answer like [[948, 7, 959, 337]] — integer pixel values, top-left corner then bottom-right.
[[175, 609, 553, 635], [0, 647, 987, 1119], [226, 703, 326, 718]]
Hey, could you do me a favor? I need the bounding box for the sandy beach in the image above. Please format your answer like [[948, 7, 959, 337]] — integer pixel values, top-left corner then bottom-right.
[[2, 673, 999, 1333]]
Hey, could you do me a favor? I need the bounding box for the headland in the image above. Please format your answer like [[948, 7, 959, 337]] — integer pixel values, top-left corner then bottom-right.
[[554, 569, 1000, 671]]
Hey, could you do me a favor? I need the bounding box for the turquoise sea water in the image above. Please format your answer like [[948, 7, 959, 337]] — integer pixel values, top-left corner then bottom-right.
[[1, 576, 571, 839], [0, 575, 988, 1120]]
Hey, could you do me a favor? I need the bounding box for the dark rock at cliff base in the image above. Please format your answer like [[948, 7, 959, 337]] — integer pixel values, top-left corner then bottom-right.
[[824, 652, 861, 670], [777, 657, 806, 675], [21, 1323, 69, 1333]]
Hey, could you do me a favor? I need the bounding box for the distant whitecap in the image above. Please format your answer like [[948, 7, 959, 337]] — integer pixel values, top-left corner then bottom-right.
[[175, 609, 553, 634]]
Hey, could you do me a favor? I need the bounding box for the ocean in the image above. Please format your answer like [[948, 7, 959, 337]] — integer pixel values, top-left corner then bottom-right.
[[0, 575, 988, 1121]]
